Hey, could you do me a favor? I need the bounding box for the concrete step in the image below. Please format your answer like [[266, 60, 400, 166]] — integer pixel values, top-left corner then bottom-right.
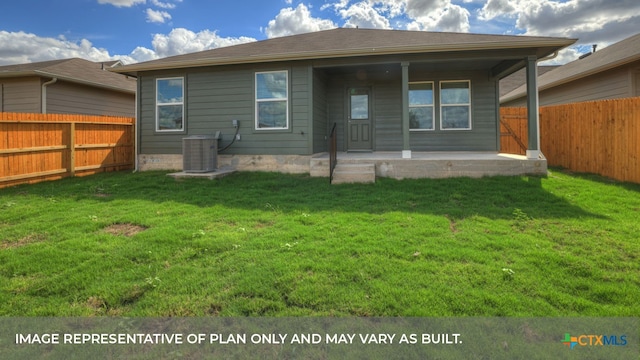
[[331, 163, 376, 184]]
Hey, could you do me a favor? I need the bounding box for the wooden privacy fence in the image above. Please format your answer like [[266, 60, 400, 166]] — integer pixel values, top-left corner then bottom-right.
[[500, 97, 640, 184], [1, 113, 135, 188]]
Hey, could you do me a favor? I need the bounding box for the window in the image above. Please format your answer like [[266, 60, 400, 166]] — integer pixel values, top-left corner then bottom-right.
[[156, 77, 184, 132], [440, 81, 471, 130], [409, 82, 434, 130], [350, 88, 369, 119], [256, 71, 289, 130]]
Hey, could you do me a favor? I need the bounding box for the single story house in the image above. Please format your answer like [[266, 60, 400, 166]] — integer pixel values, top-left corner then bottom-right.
[[502, 32, 640, 107], [113, 28, 575, 180], [0, 58, 136, 117]]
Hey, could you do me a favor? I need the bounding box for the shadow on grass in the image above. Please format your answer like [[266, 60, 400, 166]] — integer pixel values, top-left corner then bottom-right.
[[3, 170, 608, 222], [549, 166, 640, 193]]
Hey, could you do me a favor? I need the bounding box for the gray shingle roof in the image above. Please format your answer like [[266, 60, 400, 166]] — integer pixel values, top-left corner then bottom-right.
[[499, 65, 559, 97], [113, 28, 575, 76], [501, 32, 640, 102], [0, 58, 136, 93]]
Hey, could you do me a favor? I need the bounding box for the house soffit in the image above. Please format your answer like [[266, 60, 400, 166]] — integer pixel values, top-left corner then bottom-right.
[[315, 51, 532, 77]]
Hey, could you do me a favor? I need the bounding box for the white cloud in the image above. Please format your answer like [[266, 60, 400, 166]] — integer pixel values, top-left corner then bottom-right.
[[339, 2, 392, 29], [128, 46, 158, 62], [0, 28, 256, 66], [265, 3, 337, 38], [477, 0, 515, 21], [325, 0, 470, 32], [405, 0, 470, 32], [100, 0, 181, 24], [0, 31, 119, 65], [150, 0, 177, 9], [476, 0, 640, 62], [97, 0, 146, 7], [146, 8, 172, 23], [478, 0, 640, 41], [148, 28, 256, 58], [321, 0, 350, 11], [374, 0, 406, 17]]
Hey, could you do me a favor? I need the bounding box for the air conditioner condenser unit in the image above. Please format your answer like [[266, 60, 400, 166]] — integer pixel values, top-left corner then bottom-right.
[[182, 134, 218, 173]]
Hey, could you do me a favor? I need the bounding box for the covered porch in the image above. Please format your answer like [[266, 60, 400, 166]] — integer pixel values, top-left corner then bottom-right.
[[310, 151, 547, 183], [310, 53, 546, 157]]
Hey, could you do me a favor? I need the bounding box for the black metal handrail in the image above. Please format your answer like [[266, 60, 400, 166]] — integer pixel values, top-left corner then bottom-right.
[[329, 122, 337, 183]]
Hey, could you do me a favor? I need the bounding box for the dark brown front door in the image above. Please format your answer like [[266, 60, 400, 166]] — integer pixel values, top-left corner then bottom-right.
[[347, 88, 372, 151]]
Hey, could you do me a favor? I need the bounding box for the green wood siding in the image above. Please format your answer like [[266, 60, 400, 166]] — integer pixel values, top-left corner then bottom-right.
[[325, 74, 403, 152], [139, 63, 313, 155], [374, 79, 403, 151], [326, 79, 346, 151], [312, 69, 328, 153], [138, 60, 501, 155], [411, 70, 498, 151], [325, 69, 498, 152]]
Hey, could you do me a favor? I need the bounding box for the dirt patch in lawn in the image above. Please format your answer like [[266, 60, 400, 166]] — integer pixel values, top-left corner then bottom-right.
[[1, 233, 48, 250], [103, 223, 148, 237]]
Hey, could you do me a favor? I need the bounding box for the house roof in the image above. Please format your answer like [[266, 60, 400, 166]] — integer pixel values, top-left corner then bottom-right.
[[112, 28, 576, 76], [499, 65, 559, 97], [0, 58, 136, 94], [501, 32, 640, 103]]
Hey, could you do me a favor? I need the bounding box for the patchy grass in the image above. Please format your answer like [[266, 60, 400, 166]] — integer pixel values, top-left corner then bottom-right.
[[0, 169, 638, 317], [103, 223, 148, 237]]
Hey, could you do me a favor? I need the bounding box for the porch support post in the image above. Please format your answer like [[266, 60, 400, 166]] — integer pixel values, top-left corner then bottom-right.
[[401, 62, 411, 159], [525, 55, 541, 159]]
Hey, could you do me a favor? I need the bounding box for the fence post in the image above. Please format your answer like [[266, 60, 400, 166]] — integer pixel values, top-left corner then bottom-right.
[[69, 122, 76, 176]]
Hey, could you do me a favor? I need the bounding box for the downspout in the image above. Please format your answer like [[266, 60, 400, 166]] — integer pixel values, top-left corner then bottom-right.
[[134, 77, 140, 172], [41, 77, 57, 113], [134, 87, 139, 172]]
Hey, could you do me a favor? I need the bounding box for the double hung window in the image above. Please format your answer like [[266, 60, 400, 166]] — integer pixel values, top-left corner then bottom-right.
[[156, 77, 184, 132], [256, 71, 289, 130], [440, 81, 471, 130], [408, 82, 435, 131]]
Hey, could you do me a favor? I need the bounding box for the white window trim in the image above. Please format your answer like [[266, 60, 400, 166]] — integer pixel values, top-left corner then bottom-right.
[[155, 77, 184, 132], [408, 81, 435, 132], [439, 80, 472, 131], [255, 70, 289, 130]]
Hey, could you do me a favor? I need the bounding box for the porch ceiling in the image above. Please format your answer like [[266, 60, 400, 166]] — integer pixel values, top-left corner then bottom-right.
[[313, 47, 545, 79], [319, 60, 514, 83], [322, 59, 501, 74]]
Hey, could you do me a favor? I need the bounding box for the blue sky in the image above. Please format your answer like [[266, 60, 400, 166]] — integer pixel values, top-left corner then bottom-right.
[[1, 0, 639, 66]]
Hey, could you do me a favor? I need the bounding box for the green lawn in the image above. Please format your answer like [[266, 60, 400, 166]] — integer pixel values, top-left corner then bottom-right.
[[0, 169, 638, 317]]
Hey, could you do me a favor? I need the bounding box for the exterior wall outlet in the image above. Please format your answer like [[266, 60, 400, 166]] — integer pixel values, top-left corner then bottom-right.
[[236, 134, 241, 141], [232, 119, 238, 127]]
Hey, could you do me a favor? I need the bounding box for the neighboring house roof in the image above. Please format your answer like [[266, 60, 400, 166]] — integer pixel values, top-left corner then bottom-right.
[[112, 28, 575, 76], [501, 32, 640, 103], [0, 58, 136, 94], [499, 65, 559, 97], [101, 60, 124, 68]]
